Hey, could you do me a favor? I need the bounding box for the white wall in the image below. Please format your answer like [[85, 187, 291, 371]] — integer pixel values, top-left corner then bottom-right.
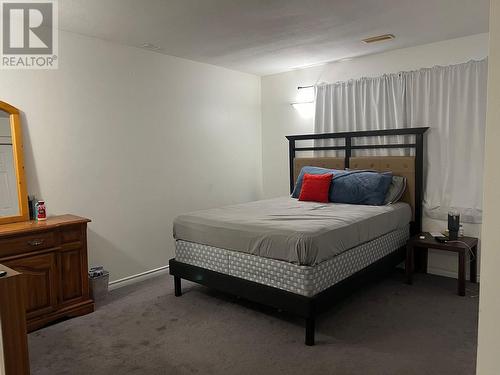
[[477, 0, 500, 373], [261, 33, 488, 279], [0, 31, 262, 282]]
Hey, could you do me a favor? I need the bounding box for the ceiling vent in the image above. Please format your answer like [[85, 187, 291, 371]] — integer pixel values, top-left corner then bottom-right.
[[140, 43, 161, 51], [362, 34, 395, 44]]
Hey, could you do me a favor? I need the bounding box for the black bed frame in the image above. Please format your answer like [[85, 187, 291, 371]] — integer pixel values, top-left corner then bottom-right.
[[169, 127, 429, 346]]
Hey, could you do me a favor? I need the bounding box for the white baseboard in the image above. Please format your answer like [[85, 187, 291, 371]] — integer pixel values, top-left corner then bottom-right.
[[108, 265, 169, 291], [427, 266, 480, 282], [427, 267, 459, 280], [427, 267, 458, 279], [397, 263, 480, 282]]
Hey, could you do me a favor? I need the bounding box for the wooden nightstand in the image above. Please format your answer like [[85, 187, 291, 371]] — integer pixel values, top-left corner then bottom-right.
[[405, 233, 478, 296]]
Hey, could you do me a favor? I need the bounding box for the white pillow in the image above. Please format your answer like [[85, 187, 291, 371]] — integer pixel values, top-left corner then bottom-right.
[[384, 176, 407, 205]]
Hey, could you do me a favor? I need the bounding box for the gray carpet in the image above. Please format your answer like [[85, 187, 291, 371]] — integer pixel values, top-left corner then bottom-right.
[[29, 271, 479, 375]]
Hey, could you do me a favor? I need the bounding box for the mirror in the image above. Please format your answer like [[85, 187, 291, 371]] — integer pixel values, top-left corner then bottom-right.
[[0, 101, 28, 224], [0, 111, 18, 216]]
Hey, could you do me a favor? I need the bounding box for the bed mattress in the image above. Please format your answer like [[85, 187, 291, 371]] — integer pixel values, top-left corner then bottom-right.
[[175, 225, 409, 297], [173, 197, 411, 266]]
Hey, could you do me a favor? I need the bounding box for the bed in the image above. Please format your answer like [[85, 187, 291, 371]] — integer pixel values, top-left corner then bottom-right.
[[169, 127, 429, 345]]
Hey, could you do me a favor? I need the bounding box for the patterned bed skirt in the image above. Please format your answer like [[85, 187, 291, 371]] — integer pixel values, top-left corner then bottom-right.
[[175, 225, 409, 297]]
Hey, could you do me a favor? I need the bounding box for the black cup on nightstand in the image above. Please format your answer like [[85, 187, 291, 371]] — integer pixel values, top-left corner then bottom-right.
[[448, 210, 460, 240]]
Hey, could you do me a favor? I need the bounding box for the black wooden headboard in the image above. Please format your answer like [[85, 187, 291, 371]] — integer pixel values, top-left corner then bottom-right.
[[286, 127, 429, 234]]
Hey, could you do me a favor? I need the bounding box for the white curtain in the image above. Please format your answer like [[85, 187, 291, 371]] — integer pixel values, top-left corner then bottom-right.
[[315, 74, 408, 156], [314, 59, 488, 223]]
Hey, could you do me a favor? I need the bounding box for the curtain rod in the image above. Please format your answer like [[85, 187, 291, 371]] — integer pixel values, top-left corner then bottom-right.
[[298, 59, 486, 91]]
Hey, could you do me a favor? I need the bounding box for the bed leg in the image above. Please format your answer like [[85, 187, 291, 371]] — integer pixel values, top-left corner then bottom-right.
[[305, 317, 315, 346], [174, 276, 182, 297]]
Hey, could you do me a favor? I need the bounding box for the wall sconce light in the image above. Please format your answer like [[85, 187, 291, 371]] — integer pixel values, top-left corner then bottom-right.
[[291, 102, 315, 118], [291, 86, 315, 118]]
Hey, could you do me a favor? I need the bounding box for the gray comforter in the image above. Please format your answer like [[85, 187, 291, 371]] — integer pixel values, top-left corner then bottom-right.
[[173, 197, 411, 266]]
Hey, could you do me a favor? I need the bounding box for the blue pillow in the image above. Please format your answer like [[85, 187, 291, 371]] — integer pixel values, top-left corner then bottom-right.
[[330, 171, 393, 205], [292, 166, 345, 198]]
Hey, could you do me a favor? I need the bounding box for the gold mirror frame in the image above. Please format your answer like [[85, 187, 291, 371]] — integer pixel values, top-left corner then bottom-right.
[[0, 101, 28, 224]]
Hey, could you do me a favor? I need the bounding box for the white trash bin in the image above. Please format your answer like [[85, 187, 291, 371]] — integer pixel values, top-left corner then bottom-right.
[[89, 269, 109, 302]]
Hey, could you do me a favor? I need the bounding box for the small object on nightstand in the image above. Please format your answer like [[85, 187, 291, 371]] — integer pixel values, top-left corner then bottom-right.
[[0, 270, 7, 277], [429, 232, 448, 242], [405, 233, 478, 296], [430, 231, 445, 238], [448, 210, 460, 240]]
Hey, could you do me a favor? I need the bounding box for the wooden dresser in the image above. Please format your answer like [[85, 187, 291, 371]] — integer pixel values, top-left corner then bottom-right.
[[0, 215, 94, 332], [0, 265, 30, 375]]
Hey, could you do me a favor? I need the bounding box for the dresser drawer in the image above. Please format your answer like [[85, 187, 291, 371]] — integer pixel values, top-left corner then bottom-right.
[[61, 224, 83, 244], [0, 231, 56, 258]]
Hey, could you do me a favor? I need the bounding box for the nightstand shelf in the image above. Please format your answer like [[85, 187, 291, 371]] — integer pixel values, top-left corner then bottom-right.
[[405, 233, 478, 296]]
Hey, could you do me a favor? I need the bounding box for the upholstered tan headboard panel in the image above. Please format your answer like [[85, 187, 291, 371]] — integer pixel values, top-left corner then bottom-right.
[[293, 156, 416, 220]]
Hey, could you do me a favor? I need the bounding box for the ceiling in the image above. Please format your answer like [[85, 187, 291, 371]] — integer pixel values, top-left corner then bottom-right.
[[59, 0, 490, 76]]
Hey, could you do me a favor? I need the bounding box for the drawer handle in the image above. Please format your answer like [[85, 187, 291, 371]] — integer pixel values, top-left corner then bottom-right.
[[28, 239, 45, 246]]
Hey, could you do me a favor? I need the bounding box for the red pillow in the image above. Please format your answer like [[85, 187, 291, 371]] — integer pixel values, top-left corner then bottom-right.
[[298, 173, 333, 203]]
